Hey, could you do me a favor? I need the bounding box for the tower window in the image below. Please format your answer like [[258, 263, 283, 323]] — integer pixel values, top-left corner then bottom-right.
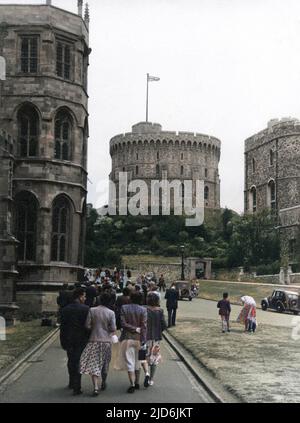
[[20, 36, 38, 73], [15, 192, 38, 262], [136, 166, 139, 176], [270, 150, 274, 166], [204, 186, 209, 201], [252, 158, 256, 173], [55, 111, 72, 161], [250, 187, 257, 213], [18, 105, 39, 158], [268, 180, 276, 211], [205, 169, 208, 178], [157, 151, 159, 160], [56, 41, 71, 80], [51, 196, 70, 262], [156, 164, 160, 176], [181, 166, 184, 176]]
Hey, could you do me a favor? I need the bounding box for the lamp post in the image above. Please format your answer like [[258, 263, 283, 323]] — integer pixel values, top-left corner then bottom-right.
[[180, 245, 185, 281]]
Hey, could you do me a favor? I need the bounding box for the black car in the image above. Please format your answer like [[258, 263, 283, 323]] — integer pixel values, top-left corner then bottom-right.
[[261, 289, 300, 315]]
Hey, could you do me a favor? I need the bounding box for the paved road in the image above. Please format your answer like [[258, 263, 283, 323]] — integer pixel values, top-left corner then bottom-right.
[[170, 297, 300, 328], [0, 335, 214, 403]]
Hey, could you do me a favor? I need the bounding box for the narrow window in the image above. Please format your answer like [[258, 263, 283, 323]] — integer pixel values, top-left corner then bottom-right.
[[136, 166, 139, 176], [156, 164, 160, 176], [204, 186, 209, 201], [181, 166, 184, 176], [21, 36, 38, 73], [252, 158, 256, 173], [56, 41, 71, 80], [55, 111, 71, 161], [268, 180, 276, 211], [205, 169, 208, 178], [15, 192, 38, 262], [270, 150, 274, 166], [250, 187, 257, 213], [157, 151, 159, 160], [51, 197, 70, 262], [18, 105, 39, 158]]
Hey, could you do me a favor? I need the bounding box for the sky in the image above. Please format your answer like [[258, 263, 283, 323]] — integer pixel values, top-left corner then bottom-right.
[[1, 0, 300, 213]]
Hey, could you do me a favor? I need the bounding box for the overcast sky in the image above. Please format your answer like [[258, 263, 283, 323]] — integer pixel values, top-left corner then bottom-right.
[[1, 0, 300, 213]]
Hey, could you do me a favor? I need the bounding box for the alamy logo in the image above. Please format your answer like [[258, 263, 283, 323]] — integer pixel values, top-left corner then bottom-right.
[[99, 173, 205, 227], [0, 316, 6, 341]]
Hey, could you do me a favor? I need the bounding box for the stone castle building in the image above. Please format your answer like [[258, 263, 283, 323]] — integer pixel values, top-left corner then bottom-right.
[[110, 122, 221, 212], [0, 1, 90, 318], [244, 118, 300, 267]]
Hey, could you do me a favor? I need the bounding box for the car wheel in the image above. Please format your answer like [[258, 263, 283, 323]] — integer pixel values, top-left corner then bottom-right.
[[189, 297, 192, 301], [261, 301, 268, 311], [276, 302, 284, 313], [293, 311, 299, 315]]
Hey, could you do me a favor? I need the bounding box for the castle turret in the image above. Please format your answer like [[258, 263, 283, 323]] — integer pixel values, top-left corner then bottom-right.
[[0, 3, 90, 315]]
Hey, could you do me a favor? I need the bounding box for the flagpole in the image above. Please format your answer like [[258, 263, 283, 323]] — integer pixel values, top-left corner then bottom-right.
[[146, 73, 149, 123]]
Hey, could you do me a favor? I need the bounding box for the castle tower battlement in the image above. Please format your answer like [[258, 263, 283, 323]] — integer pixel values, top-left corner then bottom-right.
[[110, 122, 221, 211]]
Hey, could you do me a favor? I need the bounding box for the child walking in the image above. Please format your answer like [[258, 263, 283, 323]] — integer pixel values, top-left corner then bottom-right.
[[217, 293, 231, 333]]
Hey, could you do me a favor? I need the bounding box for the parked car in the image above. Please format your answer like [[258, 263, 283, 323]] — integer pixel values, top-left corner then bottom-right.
[[261, 289, 300, 315], [174, 281, 196, 301]]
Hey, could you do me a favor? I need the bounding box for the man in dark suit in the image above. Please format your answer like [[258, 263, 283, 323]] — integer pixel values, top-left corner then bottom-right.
[[165, 284, 179, 327], [60, 288, 89, 395]]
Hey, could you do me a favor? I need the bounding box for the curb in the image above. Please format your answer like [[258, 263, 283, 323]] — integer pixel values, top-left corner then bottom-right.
[[163, 330, 227, 403], [163, 332, 241, 404], [0, 327, 59, 387]]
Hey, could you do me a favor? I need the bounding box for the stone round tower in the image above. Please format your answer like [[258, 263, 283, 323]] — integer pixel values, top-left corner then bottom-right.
[[110, 122, 221, 211], [0, 2, 90, 314]]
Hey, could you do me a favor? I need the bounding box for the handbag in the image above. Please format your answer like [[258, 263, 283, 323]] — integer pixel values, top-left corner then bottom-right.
[[138, 347, 147, 361]]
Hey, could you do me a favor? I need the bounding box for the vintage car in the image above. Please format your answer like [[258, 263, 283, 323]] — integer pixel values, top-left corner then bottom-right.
[[174, 281, 198, 301], [261, 289, 300, 314]]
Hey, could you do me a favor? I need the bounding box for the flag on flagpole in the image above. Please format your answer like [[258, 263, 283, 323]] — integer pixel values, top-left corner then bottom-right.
[[148, 75, 160, 82]]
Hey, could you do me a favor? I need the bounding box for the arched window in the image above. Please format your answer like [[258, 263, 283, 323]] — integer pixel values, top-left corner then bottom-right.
[[15, 192, 38, 262], [54, 111, 72, 160], [204, 186, 209, 201], [51, 196, 70, 262], [250, 187, 257, 213], [268, 180, 276, 211], [18, 104, 39, 157]]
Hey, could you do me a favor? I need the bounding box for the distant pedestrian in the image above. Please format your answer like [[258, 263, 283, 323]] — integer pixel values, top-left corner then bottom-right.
[[80, 292, 117, 396], [165, 283, 179, 328], [217, 293, 231, 333], [60, 288, 89, 396], [158, 275, 166, 292], [237, 296, 257, 333]]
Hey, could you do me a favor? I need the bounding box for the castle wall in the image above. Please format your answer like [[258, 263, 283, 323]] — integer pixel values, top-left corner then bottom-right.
[[110, 122, 221, 211], [245, 118, 300, 267]]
